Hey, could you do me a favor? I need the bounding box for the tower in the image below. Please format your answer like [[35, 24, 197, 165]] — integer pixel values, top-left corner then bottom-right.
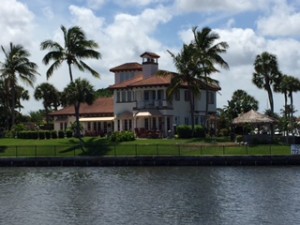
[[140, 52, 160, 79]]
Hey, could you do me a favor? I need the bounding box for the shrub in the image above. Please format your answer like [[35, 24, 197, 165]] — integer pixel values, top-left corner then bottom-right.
[[109, 131, 135, 142], [194, 125, 206, 138], [236, 135, 244, 143], [58, 131, 65, 138], [219, 128, 229, 137], [66, 130, 73, 138], [176, 125, 192, 138], [45, 130, 51, 139], [51, 130, 57, 139], [39, 131, 45, 139]]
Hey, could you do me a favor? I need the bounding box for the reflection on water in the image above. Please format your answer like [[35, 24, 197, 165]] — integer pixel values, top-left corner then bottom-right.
[[0, 167, 300, 225]]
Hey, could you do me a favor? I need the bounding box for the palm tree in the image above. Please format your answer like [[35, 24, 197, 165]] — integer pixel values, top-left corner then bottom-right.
[[40, 25, 101, 82], [191, 26, 229, 128], [0, 43, 39, 129], [61, 78, 95, 145], [286, 76, 300, 115], [34, 83, 60, 124], [252, 52, 282, 114], [166, 43, 219, 136]]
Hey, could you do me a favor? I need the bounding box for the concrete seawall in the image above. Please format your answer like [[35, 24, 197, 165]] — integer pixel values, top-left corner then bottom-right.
[[0, 155, 300, 166]]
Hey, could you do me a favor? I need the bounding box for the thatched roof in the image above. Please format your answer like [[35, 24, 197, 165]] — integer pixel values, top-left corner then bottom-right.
[[232, 110, 277, 124]]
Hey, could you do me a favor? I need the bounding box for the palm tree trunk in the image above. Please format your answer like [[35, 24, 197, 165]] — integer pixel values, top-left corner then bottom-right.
[[68, 63, 74, 83], [11, 85, 16, 129], [267, 87, 274, 114], [290, 92, 294, 137], [189, 90, 195, 137], [266, 87, 274, 141], [284, 92, 288, 139], [74, 102, 85, 152]]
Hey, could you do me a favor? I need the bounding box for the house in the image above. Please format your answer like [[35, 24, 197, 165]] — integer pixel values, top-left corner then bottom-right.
[[50, 51, 220, 137], [50, 97, 114, 136]]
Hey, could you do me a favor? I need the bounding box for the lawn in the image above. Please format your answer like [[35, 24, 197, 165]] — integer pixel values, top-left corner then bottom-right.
[[0, 137, 291, 158]]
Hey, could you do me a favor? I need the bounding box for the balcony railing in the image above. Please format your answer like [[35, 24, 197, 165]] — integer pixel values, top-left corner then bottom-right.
[[135, 100, 172, 109]]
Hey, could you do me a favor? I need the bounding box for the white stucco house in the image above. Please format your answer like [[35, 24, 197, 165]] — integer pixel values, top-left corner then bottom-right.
[[50, 51, 221, 138]]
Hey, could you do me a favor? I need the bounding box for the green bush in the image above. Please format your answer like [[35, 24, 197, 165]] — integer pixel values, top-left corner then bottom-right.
[[219, 128, 229, 137], [177, 125, 193, 138], [51, 130, 57, 139], [236, 135, 244, 143], [194, 125, 206, 138], [45, 130, 51, 139], [39, 131, 45, 139], [66, 130, 73, 138], [109, 131, 135, 142], [58, 131, 65, 138]]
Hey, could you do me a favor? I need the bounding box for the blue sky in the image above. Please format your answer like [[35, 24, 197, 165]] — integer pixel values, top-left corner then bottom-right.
[[2, 0, 300, 115]]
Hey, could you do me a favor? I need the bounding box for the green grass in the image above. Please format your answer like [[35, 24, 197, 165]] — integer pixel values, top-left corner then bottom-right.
[[0, 137, 292, 158]]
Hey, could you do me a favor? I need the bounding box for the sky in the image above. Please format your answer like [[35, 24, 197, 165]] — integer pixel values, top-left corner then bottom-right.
[[2, 0, 300, 116]]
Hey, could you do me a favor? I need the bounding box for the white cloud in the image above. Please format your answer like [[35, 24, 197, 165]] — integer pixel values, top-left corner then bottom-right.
[[115, 0, 170, 7], [87, 0, 106, 10], [175, 0, 269, 13], [0, 0, 35, 46], [257, 1, 300, 37]]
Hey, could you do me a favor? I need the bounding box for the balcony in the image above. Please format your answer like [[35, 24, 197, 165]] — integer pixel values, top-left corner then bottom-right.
[[134, 100, 172, 109]]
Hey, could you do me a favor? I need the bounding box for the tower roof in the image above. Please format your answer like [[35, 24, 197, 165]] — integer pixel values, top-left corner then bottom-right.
[[140, 52, 160, 58]]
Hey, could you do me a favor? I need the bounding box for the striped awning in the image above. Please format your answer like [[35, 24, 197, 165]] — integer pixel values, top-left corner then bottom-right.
[[79, 117, 114, 122]]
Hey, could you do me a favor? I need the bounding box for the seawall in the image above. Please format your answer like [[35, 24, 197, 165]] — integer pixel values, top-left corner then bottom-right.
[[0, 155, 300, 167]]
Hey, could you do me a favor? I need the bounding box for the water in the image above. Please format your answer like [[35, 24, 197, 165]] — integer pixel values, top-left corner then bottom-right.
[[0, 167, 300, 225]]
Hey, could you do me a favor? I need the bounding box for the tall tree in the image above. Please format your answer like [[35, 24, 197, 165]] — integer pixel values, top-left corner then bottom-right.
[[191, 26, 229, 127], [225, 89, 259, 120], [40, 25, 101, 82], [34, 82, 60, 124], [166, 43, 216, 135], [0, 43, 39, 129], [252, 52, 282, 114], [61, 78, 95, 145]]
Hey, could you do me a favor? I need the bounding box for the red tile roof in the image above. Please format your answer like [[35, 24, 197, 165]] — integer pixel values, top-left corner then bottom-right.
[[109, 70, 221, 91], [109, 62, 142, 72], [140, 52, 160, 58], [50, 97, 114, 116], [109, 75, 144, 89]]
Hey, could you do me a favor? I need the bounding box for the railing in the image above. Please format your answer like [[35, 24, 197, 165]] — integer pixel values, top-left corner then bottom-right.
[[135, 100, 171, 109], [0, 144, 291, 158]]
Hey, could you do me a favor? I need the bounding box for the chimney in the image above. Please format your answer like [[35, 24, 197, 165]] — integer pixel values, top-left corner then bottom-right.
[[140, 52, 160, 79]]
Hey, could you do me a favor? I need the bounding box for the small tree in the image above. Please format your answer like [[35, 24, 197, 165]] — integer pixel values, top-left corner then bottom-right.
[[61, 78, 95, 148]]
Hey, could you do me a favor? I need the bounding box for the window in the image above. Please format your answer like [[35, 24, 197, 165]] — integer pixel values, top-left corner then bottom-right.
[[87, 122, 91, 131], [117, 120, 120, 131], [124, 119, 128, 130], [116, 91, 120, 102], [129, 119, 132, 130], [195, 116, 199, 125], [167, 117, 171, 130], [151, 90, 156, 100], [144, 91, 149, 101], [184, 90, 190, 101], [200, 115, 206, 126], [60, 122, 63, 131], [127, 90, 132, 102], [157, 90, 164, 100], [208, 92, 214, 104], [175, 90, 180, 101], [122, 91, 126, 102], [152, 118, 156, 130], [184, 117, 189, 125], [145, 118, 149, 130]]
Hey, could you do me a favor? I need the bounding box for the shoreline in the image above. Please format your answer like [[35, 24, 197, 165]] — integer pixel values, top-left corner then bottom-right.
[[0, 155, 299, 166]]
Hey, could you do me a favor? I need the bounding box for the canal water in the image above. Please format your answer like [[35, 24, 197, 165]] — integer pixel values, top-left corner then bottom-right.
[[0, 167, 300, 225]]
